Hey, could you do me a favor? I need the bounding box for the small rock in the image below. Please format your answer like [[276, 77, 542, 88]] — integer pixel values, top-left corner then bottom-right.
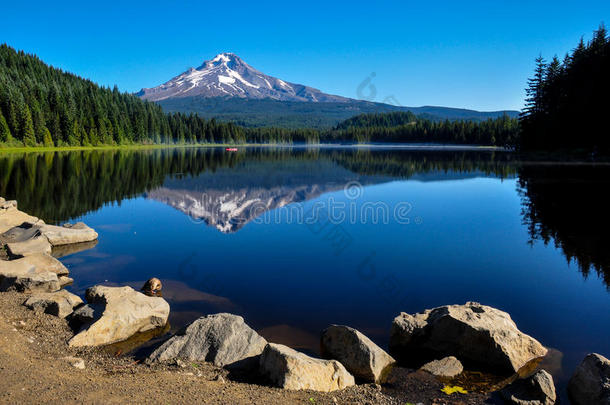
[[62, 356, 85, 370], [568, 353, 610, 405], [501, 369, 556, 405], [259, 343, 355, 392], [174, 358, 188, 368], [421, 356, 464, 378], [141, 277, 162, 296], [24, 290, 83, 318], [321, 324, 395, 383], [214, 375, 226, 383]]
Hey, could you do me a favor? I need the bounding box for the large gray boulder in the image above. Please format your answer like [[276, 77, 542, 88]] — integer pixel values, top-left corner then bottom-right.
[[24, 290, 83, 318], [40, 222, 98, 246], [320, 324, 395, 383], [0, 255, 61, 292], [389, 302, 547, 374], [147, 313, 267, 368], [68, 285, 170, 347], [568, 353, 610, 405], [500, 370, 556, 405], [421, 356, 464, 378], [259, 343, 355, 392]]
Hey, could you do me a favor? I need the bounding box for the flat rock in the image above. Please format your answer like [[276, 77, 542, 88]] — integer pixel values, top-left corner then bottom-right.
[[421, 356, 464, 378], [568, 353, 610, 405], [6, 253, 68, 276], [40, 222, 98, 246], [68, 285, 170, 347], [389, 302, 547, 374], [148, 313, 267, 368], [501, 370, 557, 405], [1, 222, 43, 243], [0, 204, 41, 234], [320, 324, 395, 383], [24, 290, 83, 318], [0, 255, 61, 292], [6, 235, 52, 257], [259, 343, 355, 392]]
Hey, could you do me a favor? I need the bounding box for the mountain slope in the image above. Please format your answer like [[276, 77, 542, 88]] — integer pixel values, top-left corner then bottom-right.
[[137, 53, 349, 103]]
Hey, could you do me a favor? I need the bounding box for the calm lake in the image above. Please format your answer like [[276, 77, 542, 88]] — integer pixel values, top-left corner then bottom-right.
[[1, 146, 609, 395]]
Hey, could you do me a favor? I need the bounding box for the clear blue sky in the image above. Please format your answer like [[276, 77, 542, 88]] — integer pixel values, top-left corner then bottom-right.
[[2, 1, 609, 111]]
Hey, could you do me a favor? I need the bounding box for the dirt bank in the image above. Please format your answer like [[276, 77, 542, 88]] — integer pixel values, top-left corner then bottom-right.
[[0, 291, 493, 405]]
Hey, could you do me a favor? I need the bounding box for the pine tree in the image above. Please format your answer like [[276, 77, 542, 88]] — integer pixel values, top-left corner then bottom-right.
[[21, 105, 37, 146], [42, 127, 54, 147], [0, 111, 12, 143], [522, 55, 546, 117]]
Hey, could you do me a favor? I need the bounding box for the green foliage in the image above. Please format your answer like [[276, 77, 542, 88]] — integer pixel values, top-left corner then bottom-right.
[[0, 44, 245, 147], [42, 127, 53, 147], [0, 111, 11, 142], [520, 23, 610, 152], [20, 104, 36, 146], [323, 112, 518, 146]]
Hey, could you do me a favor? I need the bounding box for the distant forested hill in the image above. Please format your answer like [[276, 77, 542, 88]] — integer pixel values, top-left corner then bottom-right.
[[323, 111, 518, 146], [519, 24, 610, 152], [0, 44, 245, 147], [157, 96, 519, 129], [244, 111, 518, 146]]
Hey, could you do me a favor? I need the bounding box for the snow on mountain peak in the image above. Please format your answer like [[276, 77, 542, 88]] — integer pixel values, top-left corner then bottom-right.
[[137, 53, 349, 103]]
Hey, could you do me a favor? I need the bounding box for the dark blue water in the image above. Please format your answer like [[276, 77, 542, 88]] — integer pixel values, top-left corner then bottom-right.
[[1, 147, 608, 397]]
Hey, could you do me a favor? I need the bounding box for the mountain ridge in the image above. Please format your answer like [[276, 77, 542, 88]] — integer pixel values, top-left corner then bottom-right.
[[137, 52, 350, 103]]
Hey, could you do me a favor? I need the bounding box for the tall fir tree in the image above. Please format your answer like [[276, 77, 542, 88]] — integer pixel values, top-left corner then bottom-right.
[[21, 105, 37, 147], [0, 111, 12, 143]]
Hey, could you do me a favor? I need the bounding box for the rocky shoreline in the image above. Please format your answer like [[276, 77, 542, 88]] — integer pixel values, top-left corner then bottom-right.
[[1, 196, 609, 404]]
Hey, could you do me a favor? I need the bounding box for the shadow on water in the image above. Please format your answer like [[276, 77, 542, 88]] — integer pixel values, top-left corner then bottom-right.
[[518, 163, 610, 289]]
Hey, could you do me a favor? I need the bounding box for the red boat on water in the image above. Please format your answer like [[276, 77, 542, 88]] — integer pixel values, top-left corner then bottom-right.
[[225, 148, 238, 152]]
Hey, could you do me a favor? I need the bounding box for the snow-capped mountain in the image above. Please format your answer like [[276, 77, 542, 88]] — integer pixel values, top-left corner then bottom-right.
[[137, 53, 350, 103]]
